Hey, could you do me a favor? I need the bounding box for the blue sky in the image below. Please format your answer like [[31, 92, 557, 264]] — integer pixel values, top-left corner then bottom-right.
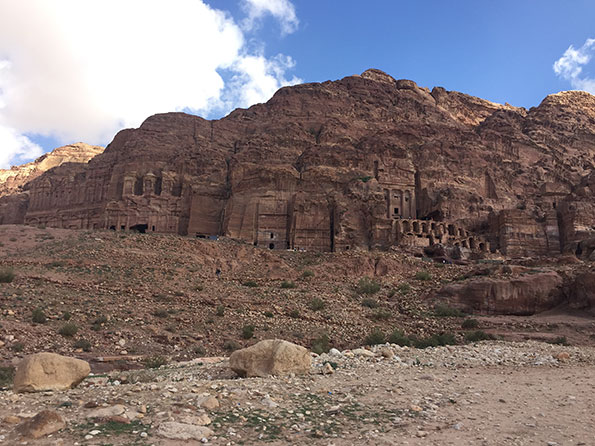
[[0, 0, 594, 167]]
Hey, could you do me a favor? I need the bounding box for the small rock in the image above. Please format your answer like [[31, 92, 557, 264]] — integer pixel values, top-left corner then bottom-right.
[[328, 348, 342, 357], [416, 430, 428, 437], [380, 348, 394, 359], [198, 396, 219, 410], [156, 421, 214, 441], [555, 352, 570, 362], [86, 404, 126, 419], [352, 348, 374, 358], [3, 415, 21, 425], [323, 363, 334, 374]]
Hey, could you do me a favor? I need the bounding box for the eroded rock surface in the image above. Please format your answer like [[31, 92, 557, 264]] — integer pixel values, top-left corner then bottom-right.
[[230, 339, 311, 377], [13, 352, 90, 393], [0, 70, 593, 257]]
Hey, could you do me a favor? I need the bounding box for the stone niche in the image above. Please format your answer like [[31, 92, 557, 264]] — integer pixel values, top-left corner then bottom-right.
[[373, 156, 416, 220]]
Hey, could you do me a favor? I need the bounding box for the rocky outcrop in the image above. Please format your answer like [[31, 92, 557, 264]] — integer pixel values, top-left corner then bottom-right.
[[15, 410, 65, 439], [1, 70, 594, 256], [229, 339, 311, 377], [13, 353, 90, 392], [434, 272, 563, 315], [567, 272, 595, 314], [0, 143, 103, 197]]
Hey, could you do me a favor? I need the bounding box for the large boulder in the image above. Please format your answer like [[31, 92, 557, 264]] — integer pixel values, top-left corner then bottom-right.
[[229, 339, 311, 378], [567, 272, 595, 314], [13, 353, 90, 393], [433, 271, 563, 315], [15, 410, 65, 439]]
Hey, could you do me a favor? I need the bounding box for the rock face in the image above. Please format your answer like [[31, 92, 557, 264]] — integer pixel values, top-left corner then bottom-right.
[[229, 339, 311, 377], [13, 353, 90, 392], [1, 70, 594, 257], [434, 272, 563, 315], [567, 272, 595, 314]]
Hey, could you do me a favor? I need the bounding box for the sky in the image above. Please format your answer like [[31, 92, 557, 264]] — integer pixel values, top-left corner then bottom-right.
[[0, 0, 594, 169]]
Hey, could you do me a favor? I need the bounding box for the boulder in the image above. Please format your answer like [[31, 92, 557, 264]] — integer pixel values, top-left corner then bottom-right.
[[229, 339, 311, 378], [433, 271, 563, 315], [16, 410, 65, 439], [13, 353, 90, 393], [567, 272, 595, 314], [156, 422, 213, 441]]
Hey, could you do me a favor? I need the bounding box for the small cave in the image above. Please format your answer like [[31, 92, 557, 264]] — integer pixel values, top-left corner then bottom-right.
[[130, 224, 148, 233]]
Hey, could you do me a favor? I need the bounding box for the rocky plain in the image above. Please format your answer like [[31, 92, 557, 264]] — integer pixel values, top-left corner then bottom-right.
[[0, 69, 595, 444]]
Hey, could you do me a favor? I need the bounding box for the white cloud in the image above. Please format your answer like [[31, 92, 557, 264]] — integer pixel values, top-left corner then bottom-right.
[[553, 38, 595, 94], [242, 0, 299, 35], [0, 0, 300, 169]]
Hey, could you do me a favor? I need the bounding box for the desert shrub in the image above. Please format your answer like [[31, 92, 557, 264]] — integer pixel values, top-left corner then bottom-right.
[[58, 323, 78, 337], [461, 318, 479, 329], [91, 315, 108, 330], [144, 355, 167, 369], [434, 304, 466, 317], [361, 298, 379, 308], [387, 289, 396, 298], [241, 324, 255, 339], [301, 269, 315, 279], [0, 268, 14, 283], [32, 308, 47, 324], [388, 329, 411, 346], [74, 339, 92, 352], [370, 308, 391, 321], [356, 277, 381, 295], [10, 342, 24, 352], [264, 311, 274, 318], [280, 280, 297, 289], [153, 309, 168, 318], [288, 309, 301, 319], [364, 328, 386, 345], [62, 311, 72, 321], [311, 334, 330, 354], [223, 340, 240, 352], [464, 330, 495, 343], [548, 336, 569, 346], [397, 282, 411, 295], [413, 332, 457, 349], [193, 345, 206, 356], [242, 280, 259, 288], [415, 270, 432, 281], [0, 366, 15, 388], [309, 297, 326, 311], [216, 305, 225, 317]]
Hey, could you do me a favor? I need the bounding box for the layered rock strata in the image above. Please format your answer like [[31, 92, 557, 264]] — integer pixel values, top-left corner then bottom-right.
[[1, 70, 594, 255]]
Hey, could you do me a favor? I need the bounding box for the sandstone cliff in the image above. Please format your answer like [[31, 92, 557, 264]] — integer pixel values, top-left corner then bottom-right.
[[1, 70, 594, 256]]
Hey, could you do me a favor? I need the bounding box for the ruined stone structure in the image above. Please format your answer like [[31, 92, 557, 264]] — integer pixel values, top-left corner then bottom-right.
[[1, 70, 594, 256]]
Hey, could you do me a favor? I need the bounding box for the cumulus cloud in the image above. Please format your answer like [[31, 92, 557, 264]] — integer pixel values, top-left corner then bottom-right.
[[242, 0, 299, 34], [553, 38, 595, 94], [0, 0, 300, 169]]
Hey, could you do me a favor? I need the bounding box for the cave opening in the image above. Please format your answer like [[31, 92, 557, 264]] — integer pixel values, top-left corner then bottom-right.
[[130, 224, 148, 233]]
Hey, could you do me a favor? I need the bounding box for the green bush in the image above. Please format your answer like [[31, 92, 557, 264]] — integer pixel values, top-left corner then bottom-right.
[[0, 268, 14, 283], [356, 277, 381, 295], [223, 340, 240, 352], [288, 309, 301, 319], [153, 309, 168, 318], [242, 324, 255, 339], [10, 342, 24, 352], [302, 270, 315, 279], [144, 355, 167, 369], [434, 304, 466, 317], [32, 308, 47, 324], [62, 311, 72, 321], [548, 336, 569, 346], [309, 297, 326, 311], [74, 339, 92, 352], [280, 280, 297, 289], [311, 334, 330, 354], [413, 332, 457, 349], [370, 308, 391, 321], [414, 270, 432, 281], [264, 311, 274, 318], [361, 298, 379, 308], [0, 366, 15, 388], [216, 305, 225, 317], [242, 280, 259, 287], [397, 282, 411, 295], [58, 323, 78, 337], [464, 330, 495, 343], [364, 328, 386, 345], [388, 329, 411, 346], [461, 318, 479, 329]]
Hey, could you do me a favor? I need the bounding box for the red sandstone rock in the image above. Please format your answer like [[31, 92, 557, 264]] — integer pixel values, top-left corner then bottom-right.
[[0, 70, 594, 257], [433, 271, 563, 315]]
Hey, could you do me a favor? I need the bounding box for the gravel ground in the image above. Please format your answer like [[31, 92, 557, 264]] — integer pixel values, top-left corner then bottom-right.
[[1, 340, 594, 445]]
